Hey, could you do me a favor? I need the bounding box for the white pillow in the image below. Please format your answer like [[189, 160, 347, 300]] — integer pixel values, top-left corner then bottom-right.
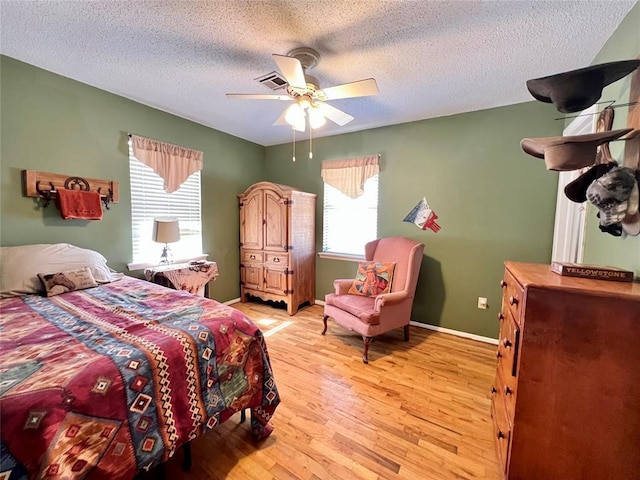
[[0, 243, 122, 298]]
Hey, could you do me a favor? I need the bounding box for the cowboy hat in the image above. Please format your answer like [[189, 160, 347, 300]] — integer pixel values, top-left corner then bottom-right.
[[520, 128, 632, 171], [526, 59, 640, 113], [564, 161, 617, 203]]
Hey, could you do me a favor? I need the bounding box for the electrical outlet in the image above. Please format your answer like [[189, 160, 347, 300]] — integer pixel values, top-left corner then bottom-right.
[[477, 297, 488, 309]]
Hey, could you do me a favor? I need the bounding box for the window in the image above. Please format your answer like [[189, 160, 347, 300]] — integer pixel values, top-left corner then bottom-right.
[[128, 151, 203, 267], [322, 173, 379, 256]]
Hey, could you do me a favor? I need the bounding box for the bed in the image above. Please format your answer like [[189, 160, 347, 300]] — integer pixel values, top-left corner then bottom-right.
[[0, 244, 280, 479]]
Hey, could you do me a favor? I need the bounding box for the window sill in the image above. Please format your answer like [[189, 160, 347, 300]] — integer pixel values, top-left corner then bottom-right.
[[317, 252, 364, 262], [127, 254, 208, 271]]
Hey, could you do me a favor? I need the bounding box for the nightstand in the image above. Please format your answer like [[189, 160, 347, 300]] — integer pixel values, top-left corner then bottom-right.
[[144, 261, 218, 297]]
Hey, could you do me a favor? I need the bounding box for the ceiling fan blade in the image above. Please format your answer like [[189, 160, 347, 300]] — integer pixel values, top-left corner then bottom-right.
[[319, 78, 379, 100], [273, 108, 289, 126], [226, 93, 291, 100], [272, 54, 307, 90], [316, 102, 354, 126]]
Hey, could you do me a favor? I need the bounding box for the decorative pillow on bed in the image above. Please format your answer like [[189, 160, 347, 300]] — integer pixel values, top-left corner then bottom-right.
[[347, 261, 395, 297], [38, 267, 99, 296], [0, 243, 122, 298]]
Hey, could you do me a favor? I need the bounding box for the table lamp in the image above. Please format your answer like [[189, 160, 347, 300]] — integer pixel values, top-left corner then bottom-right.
[[152, 217, 180, 264]]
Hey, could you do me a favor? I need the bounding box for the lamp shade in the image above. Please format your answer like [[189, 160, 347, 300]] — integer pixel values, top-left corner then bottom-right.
[[152, 217, 180, 244]]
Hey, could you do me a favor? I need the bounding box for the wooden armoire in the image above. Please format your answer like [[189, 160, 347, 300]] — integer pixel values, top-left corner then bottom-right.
[[492, 261, 640, 479], [238, 182, 316, 315]]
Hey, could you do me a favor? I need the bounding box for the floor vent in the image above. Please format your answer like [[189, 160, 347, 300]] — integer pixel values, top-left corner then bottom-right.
[[255, 71, 288, 91]]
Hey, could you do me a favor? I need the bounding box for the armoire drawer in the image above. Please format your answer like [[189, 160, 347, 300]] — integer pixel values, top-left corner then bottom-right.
[[242, 250, 263, 264], [265, 253, 288, 266]]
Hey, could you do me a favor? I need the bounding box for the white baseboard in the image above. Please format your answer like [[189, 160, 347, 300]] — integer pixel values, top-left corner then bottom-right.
[[230, 298, 496, 345], [410, 321, 498, 345]]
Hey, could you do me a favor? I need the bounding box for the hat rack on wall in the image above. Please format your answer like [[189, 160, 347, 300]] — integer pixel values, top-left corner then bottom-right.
[[22, 169, 119, 209], [522, 55, 640, 237], [554, 100, 637, 121], [623, 55, 640, 171]]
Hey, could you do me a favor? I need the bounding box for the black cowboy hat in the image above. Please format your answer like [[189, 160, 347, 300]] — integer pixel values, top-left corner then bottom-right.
[[526, 59, 640, 113]]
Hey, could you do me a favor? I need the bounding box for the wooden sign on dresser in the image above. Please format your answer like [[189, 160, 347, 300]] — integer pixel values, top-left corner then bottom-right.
[[238, 181, 316, 315], [492, 261, 640, 479]]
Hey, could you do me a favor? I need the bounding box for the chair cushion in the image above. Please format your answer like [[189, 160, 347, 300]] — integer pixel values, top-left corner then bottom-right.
[[325, 293, 380, 325], [347, 261, 395, 296]]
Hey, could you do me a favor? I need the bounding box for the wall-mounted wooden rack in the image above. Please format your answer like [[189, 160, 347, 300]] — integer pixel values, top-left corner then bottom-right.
[[23, 169, 119, 209]]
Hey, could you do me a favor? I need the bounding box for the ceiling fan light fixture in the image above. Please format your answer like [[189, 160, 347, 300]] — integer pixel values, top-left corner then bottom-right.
[[308, 106, 326, 129], [298, 95, 312, 110], [284, 103, 305, 129]]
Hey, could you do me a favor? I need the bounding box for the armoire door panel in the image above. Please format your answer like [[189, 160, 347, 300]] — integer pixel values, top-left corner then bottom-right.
[[241, 265, 263, 291], [264, 189, 288, 251], [240, 190, 263, 250], [264, 266, 288, 294]]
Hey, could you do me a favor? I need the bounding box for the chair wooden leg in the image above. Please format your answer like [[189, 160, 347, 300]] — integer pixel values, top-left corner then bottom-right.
[[362, 336, 373, 364], [322, 315, 328, 335], [404, 324, 410, 341]]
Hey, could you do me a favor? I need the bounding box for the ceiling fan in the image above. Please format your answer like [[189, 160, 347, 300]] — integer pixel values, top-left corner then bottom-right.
[[226, 47, 379, 132]]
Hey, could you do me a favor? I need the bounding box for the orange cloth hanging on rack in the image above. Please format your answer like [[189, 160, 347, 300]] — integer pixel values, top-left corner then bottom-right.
[[55, 189, 103, 220]]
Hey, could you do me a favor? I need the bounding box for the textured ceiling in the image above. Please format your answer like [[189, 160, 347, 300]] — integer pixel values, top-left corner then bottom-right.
[[0, 1, 636, 146]]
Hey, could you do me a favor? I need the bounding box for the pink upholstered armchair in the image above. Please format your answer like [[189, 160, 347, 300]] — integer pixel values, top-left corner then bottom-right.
[[322, 236, 425, 363]]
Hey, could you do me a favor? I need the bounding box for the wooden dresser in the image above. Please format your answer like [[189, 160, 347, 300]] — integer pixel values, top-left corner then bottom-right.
[[238, 181, 316, 315], [492, 262, 640, 480]]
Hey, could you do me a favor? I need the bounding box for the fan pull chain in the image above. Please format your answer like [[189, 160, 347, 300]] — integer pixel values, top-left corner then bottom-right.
[[292, 127, 296, 162], [309, 123, 313, 159]]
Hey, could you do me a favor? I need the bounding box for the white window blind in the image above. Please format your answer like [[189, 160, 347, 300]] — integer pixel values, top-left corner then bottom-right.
[[322, 174, 379, 256], [129, 153, 203, 265]]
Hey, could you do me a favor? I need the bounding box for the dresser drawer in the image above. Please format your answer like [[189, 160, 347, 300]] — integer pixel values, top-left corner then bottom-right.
[[242, 250, 263, 264], [496, 310, 520, 411], [494, 368, 516, 426], [500, 270, 523, 324], [265, 253, 288, 266], [491, 392, 512, 475]]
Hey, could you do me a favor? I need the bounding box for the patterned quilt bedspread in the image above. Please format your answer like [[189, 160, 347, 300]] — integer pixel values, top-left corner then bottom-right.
[[0, 276, 280, 479]]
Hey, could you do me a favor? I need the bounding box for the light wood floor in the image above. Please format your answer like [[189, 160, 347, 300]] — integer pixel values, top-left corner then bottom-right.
[[163, 302, 500, 480]]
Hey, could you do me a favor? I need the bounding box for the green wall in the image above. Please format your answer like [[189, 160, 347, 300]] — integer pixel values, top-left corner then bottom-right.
[[582, 3, 640, 273], [265, 101, 561, 338], [4, 0, 636, 340], [0, 56, 265, 302]]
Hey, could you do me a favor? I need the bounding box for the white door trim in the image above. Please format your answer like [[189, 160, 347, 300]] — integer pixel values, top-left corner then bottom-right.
[[551, 105, 597, 263]]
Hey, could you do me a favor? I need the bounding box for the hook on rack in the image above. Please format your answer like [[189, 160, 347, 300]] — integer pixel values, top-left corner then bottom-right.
[[35, 181, 56, 208]]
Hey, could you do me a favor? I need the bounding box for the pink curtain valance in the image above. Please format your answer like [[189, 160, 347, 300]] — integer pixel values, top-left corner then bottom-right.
[[321, 155, 380, 199], [130, 135, 203, 193]]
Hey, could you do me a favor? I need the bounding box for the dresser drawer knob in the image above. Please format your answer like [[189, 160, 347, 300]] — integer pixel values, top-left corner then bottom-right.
[[497, 431, 506, 440], [250, 255, 256, 260], [497, 313, 505, 321], [496, 350, 502, 359], [509, 295, 518, 306], [491, 386, 497, 394], [274, 257, 280, 263], [505, 386, 513, 396], [500, 280, 507, 288], [502, 339, 512, 348]]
